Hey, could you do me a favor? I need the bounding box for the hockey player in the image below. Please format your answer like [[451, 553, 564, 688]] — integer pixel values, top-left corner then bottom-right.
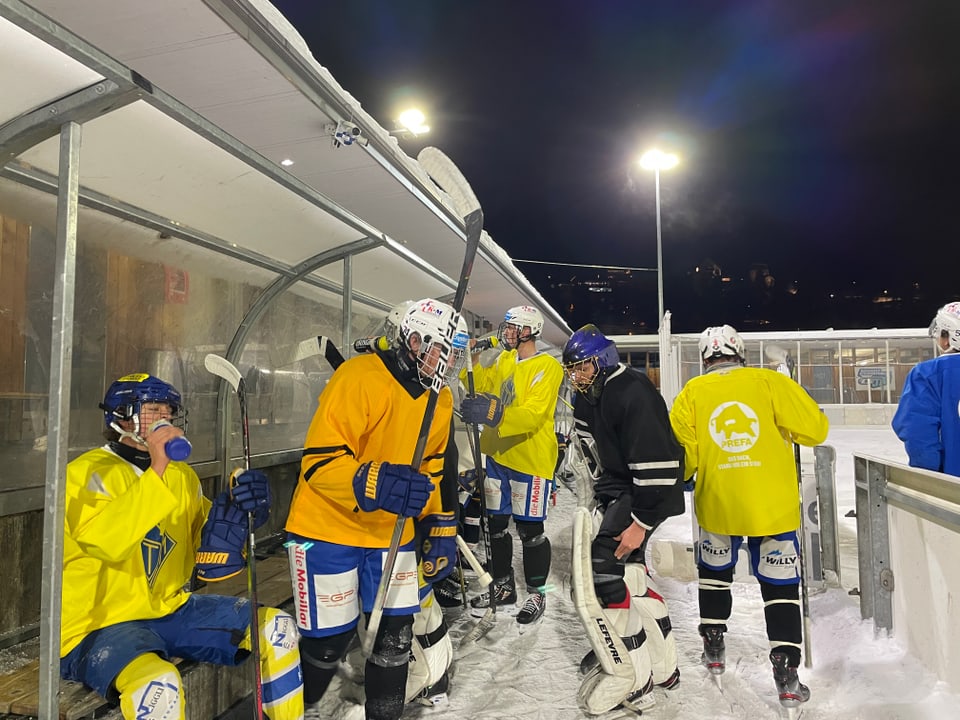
[[459, 304, 564, 625], [60, 374, 304, 720], [334, 299, 460, 707], [285, 299, 465, 720], [562, 325, 684, 715], [893, 301, 960, 476], [669, 325, 829, 711]]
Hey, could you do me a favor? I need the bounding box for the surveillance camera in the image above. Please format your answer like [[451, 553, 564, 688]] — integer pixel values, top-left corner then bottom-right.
[[331, 120, 363, 148]]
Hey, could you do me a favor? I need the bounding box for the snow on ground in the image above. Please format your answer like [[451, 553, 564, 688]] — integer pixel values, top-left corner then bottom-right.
[[317, 425, 960, 720]]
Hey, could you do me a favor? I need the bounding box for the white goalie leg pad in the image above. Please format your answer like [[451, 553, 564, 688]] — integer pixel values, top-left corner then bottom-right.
[[406, 590, 453, 704], [624, 564, 679, 687], [572, 508, 637, 715]]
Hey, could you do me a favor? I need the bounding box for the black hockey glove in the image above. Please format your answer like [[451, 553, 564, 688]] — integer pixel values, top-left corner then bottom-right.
[[461, 393, 504, 427], [418, 512, 457, 582], [230, 467, 271, 529], [196, 491, 246, 582], [353, 461, 434, 517]]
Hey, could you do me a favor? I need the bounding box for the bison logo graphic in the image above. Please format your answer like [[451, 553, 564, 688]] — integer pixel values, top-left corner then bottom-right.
[[708, 401, 759, 451]]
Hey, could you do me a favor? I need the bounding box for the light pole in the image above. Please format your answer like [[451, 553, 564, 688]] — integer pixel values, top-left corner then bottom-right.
[[639, 149, 678, 329]]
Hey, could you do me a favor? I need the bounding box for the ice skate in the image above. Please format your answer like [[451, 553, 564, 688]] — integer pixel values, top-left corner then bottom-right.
[[771, 651, 810, 712], [411, 671, 451, 707], [699, 625, 725, 689], [516, 591, 547, 625], [433, 576, 465, 608], [469, 574, 517, 617]]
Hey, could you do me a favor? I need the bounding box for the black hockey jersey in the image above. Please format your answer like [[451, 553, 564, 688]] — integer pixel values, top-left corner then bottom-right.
[[573, 364, 684, 527]]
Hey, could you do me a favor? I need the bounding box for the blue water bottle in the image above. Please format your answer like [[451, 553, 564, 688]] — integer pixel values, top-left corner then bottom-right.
[[150, 420, 192, 461]]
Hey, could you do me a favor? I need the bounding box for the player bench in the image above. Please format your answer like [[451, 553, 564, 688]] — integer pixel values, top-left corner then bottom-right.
[[0, 553, 292, 720]]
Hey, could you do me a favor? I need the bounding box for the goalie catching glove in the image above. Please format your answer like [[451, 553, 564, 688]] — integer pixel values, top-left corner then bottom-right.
[[418, 513, 457, 582], [353, 461, 434, 517], [195, 492, 247, 582], [229, 467, 271, 529], [460, 393, 504, 427]]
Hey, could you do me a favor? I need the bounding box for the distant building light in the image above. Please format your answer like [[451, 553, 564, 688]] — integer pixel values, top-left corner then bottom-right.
[[721, 276, 732, 283]]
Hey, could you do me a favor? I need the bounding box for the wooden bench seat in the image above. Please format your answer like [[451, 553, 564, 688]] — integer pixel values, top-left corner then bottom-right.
[[0, 554, 293, 720]]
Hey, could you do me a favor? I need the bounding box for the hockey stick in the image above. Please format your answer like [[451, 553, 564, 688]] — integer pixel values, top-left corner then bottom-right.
[[289, 335, 346, 368], [456, 535, 493, 588], [362, 146, 484, 658], [459, 376, 498, 644], [766, 345, 813, 669], [204, 353, 264, 720]]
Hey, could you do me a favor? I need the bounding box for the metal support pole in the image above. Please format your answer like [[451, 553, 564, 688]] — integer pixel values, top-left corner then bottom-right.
[[654, 167, 664, 329], [39, 120, 82, 720]]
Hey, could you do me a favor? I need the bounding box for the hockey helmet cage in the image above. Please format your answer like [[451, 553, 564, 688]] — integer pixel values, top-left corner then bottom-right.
[[498, 304, 544, 347], [100, 373, 185, 431], [930, 302, 960, 352], [399, 299, 466, 389], [698, 325, 746, 362], [562, 324, 620, 397]]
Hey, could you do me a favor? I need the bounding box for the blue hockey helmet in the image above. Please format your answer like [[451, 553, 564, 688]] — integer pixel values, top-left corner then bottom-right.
[[100, 373, 184, 430], [562, 324, 619, 401]]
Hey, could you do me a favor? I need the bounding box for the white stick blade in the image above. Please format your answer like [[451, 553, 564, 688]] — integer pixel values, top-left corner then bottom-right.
[[204, 353, 242, 391], [290, 337, 322, 364], [418, 146, 481, 218]]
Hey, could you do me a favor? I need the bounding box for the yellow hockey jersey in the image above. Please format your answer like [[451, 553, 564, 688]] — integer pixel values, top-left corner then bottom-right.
[[285, 353, 453, 547], [468, 349, 563, 478], [669, 365, 829, 536], [61, 447, 209, 655]]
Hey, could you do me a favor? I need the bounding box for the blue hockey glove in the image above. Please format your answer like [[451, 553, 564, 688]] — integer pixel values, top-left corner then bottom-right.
[[418, 513, 457, 582], [230, 468, 271, 528], [196, 492, 247, 582], [457, 468, 478, 494], [461, 393, 504, 427], [352, 461, 434, 517]]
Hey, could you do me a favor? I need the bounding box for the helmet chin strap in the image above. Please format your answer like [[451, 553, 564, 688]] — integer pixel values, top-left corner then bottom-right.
[[109, 418, 147, 448]]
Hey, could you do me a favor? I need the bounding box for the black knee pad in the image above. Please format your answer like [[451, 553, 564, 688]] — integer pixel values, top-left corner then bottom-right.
[[516, 520, 546, 546], [369, 613, 414, 669], [699, 565, 735, 584], [591, 535, 621, 576], [488, 513, 511, 538], [300, 631, 354, 670], [300, 631, 354, 704]]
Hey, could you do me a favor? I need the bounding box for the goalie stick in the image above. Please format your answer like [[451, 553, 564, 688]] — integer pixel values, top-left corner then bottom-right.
[[766, 345, 814, 670], [363, 146, 485, 658], [203, 353, 264, 720]]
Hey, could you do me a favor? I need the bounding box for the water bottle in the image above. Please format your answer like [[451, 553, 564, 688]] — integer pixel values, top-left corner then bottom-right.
[[149, 420, 192, 461]]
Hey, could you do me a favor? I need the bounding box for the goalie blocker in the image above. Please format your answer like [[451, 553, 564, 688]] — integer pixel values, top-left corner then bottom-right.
[[572, 508, 679, 715]]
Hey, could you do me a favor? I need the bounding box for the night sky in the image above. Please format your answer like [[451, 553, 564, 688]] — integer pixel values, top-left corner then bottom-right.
[[272, 0, 960, 334]]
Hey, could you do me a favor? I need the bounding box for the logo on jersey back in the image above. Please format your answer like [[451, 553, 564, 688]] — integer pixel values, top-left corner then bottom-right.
[[142, 526, 176, 588], [708, 401, 760, 451]]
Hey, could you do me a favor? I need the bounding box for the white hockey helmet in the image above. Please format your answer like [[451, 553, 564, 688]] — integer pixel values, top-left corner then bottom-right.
[[384, 300, 416, 344], [929, 302, 960, 352], [699, 324, 746, 362], [398, 299, 467, 389], [498, 304, 544, 347]]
